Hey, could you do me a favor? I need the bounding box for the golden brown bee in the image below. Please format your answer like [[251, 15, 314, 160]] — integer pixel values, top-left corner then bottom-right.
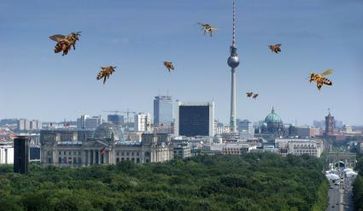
[[97, 66, 116, 84], [198, 23, 217, 37], [49, 32, 81, 56], [163, 61, 174, 72], [269, 44, 282, 54], [309, 69, 333, 90]]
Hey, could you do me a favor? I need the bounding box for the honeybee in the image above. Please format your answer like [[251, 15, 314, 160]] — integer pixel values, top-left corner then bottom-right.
[[163, 61, 174, 72], [97, 66, 116, 84], [309, 69, 333, 90], [49, 32, 81, 56], [269, 44, 281, 54], [198, 23, 217, 37], [246, 92, 259, 99]]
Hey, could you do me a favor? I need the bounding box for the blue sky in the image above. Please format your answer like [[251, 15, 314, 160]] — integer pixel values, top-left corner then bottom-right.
[[0, 0, 362, 125]]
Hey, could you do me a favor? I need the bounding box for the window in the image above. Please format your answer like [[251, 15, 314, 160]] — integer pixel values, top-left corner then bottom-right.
[[126, 152, 129, 156], [116, 158, 120, 163], [58, 157, 62, 163], [121, 158, 124, 161], [136, 152, 139, 156], [59, 151, 61, 155], [64, 151, 66, 155], [131, 152, 134, 156], [69, 151, 72, 155], [137, 158, 140, 163], [116, 151, 119, 156], [121, 152, 124, 156]]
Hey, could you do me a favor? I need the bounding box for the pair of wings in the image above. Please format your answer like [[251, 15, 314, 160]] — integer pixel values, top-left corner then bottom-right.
[[270, 44, 281, 48], [320, 69, 333, 76], [198, 23, 217, 30], [49, 34, 66, 42]]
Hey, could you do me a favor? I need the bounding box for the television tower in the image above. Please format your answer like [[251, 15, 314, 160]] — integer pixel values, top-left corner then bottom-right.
[[227, 0, 239, 133]]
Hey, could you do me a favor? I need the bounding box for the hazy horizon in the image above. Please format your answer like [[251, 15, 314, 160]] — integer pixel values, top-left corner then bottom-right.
[[1, 0, 362, 125]]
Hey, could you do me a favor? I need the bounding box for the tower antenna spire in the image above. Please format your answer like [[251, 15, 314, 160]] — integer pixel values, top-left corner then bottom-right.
[[232, 0, 236, 47]]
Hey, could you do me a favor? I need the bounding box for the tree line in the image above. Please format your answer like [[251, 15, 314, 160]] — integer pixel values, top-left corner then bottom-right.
[[0, 153, 328, 210]]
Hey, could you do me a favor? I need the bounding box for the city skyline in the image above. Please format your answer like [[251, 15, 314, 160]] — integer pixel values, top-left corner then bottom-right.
[[0, 0, 362, 125]]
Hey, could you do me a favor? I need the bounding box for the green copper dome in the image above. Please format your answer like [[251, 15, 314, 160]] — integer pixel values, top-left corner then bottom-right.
[[264, 107, 282, 124]]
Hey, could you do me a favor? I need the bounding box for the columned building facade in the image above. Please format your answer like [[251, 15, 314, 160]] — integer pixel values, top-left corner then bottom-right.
[[40, 124, 173, 167]]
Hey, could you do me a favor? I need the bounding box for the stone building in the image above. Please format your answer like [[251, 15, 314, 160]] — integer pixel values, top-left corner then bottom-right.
[[40, 123, 173, 167]]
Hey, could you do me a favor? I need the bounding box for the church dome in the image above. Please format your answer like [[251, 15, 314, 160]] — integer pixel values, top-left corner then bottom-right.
[[264, 107, 283, 124], [94, 123, 121, 141]]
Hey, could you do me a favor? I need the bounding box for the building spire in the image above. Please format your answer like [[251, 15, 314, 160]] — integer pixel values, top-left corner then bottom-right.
[[232, 0, 236, 47]]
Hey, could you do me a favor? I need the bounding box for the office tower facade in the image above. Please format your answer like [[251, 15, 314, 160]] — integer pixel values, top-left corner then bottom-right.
[[175, 102, 214, 137], [134, 113, 151, 132], [107, 114, 124, 126], [14, 136, 30, 174], [153, 96, 173, 126]]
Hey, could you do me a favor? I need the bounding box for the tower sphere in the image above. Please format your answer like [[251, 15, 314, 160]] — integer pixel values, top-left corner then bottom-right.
[[228, 55, 240, 69]]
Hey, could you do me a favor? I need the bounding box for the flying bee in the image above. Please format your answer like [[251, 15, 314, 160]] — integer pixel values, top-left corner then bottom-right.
[[252, 93, 259, 99], [269, 43, 282, 54], [49, 31, 81, 56], [246, 92, 253, 97], [198, 23, 217, 37], [163, 61, 174, 72], [97, 66, 116, 84], [309, 69, 333, 90]]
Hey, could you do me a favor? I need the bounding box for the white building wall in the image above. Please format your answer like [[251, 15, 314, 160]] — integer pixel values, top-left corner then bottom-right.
[[0, 146, 14, 164]]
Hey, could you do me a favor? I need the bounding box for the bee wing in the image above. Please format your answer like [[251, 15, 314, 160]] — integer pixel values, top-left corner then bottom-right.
[[49, 34, 66, 42], [275, 44, 282, 47], [321, 69, 333, 76]]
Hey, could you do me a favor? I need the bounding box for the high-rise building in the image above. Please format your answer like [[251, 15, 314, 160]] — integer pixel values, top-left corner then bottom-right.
[[17, 119, 30, 131], [227, 0, 239, 133], [134, 113, 151, 132], [107, 114, 124, 126], [237, 119, 254, 136], [77, 115, 89, 129], [153, 96, 173, 126], [77, 115, 102, 130], [325, 112, 335, 136], [30, 120, 42, 130], [175, 101, 214, 137], [13, 136, 30, 174]]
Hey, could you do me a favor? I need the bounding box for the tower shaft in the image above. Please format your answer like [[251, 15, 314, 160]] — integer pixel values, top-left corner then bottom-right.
[[230, 68, 237, 133]]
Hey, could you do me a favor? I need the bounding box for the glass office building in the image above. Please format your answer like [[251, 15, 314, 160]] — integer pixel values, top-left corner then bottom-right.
[[153, 96, 173, 126]]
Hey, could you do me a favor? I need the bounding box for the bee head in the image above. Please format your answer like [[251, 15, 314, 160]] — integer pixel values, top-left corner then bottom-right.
[[309, 73, 316, 82], [71, 32, 81, 40]]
